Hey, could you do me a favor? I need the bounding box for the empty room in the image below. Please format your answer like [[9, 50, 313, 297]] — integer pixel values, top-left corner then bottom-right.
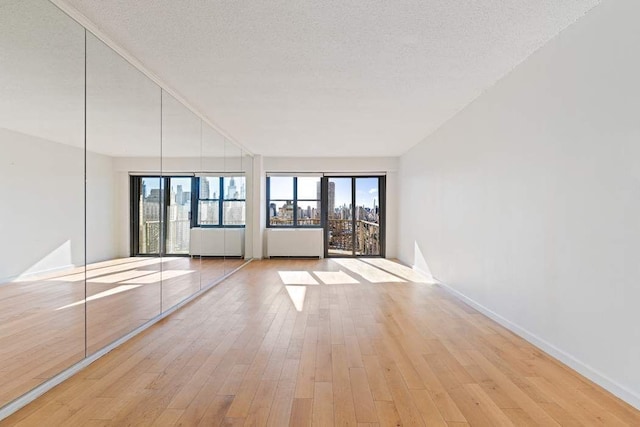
[[1, 0, 639, 425]]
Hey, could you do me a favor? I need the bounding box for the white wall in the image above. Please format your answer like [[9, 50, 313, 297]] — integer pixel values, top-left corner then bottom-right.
[[398, 0, 640, 408], [87, 151, 118, 263], [0, 128, 118, 282], [263, 156, 399, 259]]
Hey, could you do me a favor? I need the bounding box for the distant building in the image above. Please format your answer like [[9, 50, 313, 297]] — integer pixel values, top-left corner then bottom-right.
[[199, 178, 210, 199]]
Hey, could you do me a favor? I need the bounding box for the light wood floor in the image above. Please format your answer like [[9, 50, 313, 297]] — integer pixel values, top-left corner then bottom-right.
[[2, 259, 638, 426], [0, 257, 244, 408]]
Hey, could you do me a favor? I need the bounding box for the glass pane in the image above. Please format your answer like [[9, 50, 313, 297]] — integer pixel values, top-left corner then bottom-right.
[[224, 176, 246, 199], [0, 0, 85, 406], [327, 178, 353, 255], [138, 177, 163, 254], [166, 177, 192, 254], [269, 176, 294, 199], [269, 201, 295, 226], [297, 200, 321, 226], [198, 200, 220, 225], [297, 176, 321, 200], [223, 201, 246, 226], [200, 176, 220, 199], [224, 140, 244, 274], [200, 124, 226, 285], [86, 30, 163, 354], [161, 92, 201, 310], [355, 177, 381, 256]]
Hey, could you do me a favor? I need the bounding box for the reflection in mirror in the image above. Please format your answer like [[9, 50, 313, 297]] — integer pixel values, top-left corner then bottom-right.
[[224, 139, 246, 274], [197, 124, 227, 286], [160, 92, 201, 309], [243, 151, 254, 260], [85, 33, 162, 354], [0, 0, 85, 406]]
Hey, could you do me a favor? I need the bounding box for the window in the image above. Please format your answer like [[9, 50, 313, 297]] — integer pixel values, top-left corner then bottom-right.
[[131, 174, 245, 256], [196, 175, 245, 227], [223, 176, 246, 226], [197, 176, 220, 226], [267, 176, 321, 227]]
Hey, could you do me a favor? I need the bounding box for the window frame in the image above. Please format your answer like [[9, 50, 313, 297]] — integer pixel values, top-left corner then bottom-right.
[[266, 176, 322, 228], [195, 175, 246, 228]]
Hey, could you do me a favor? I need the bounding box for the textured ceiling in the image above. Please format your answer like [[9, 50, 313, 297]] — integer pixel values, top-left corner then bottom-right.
[[61, 1, 600, 156]]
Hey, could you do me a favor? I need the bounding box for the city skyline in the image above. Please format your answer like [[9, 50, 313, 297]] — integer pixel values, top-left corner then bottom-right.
[[269, 176, 379, 208]]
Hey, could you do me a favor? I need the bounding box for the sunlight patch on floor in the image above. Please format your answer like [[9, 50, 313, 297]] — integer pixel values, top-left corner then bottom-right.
[[285, 285, 307, 312], [56, 285, 142, 310], [313, 271, 360, 285], [49, 258, 176, 283], [278, 271, 319, 285], [360, 259, 434, 283], [332, 259, 405, 283], [122, 270, 194, 284], [88, 270, 158, 284]]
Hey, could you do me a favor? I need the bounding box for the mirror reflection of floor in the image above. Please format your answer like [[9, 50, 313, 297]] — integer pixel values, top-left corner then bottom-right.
[[0, 256, 245, 408]]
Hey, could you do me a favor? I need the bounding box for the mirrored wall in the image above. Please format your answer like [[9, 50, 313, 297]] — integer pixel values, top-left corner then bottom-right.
[[0, 0, 252, 411]]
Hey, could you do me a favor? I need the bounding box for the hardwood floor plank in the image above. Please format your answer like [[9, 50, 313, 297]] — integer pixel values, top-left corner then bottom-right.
[[311, 382, 333, 427], [289, 398, 313, 427], [373, 400, 402, 427], [331, 345, 358, 426], [196, 395, 234, 427], [3, 259, 638, 426], [409, 389, 447, 426], [243, 379, 278, 426], [463, 383, 514, 426], [349, 367, 378, 423], [361, 355, 393, 402], [152, 408, 184, 426], [294, 326, 318, 399], [266, 381, 295, 427]]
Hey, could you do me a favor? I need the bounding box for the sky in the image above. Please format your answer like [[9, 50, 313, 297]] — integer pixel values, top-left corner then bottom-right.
[[141, 176, 380, 208], [270, 176, 379, 208]]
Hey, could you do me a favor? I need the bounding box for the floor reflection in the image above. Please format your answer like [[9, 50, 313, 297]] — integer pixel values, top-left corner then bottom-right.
[[0, 256, 242, 408]]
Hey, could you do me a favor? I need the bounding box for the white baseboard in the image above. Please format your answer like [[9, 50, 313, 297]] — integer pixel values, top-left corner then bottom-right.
[[430, 276, 640, 410]]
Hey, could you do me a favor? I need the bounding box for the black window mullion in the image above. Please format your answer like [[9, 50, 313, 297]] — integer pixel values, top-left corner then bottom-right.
[[379, 176, 386, 258], [322, 177, 328, 257], [351, 177, 356, 256], [191, 177, 198, 228], [218, 177, 224, 227], [265, 176, 271, 228], [293, 177, 298, 226], [130, 176, 139, 256], [161, 176, 169, 256]]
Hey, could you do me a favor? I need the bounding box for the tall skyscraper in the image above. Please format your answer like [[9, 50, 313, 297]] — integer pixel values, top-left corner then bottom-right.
[[200, 178, 210, 199], [328, 181, 335, 218], [176, 185, 183, 205], [316, 180, 335, 217], [227, 177, 238, 198]]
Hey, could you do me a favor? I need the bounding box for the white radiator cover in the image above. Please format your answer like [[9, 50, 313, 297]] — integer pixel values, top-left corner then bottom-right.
[[189, 228, 245, 257], [266, 228, 324, 258]]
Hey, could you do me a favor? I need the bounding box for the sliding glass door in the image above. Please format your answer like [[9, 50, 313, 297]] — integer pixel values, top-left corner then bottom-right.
[[135, 176, 164, 255], [166, 177, 193, 254], [324, 176, 385, 257], [132, 176, 193, 256]]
